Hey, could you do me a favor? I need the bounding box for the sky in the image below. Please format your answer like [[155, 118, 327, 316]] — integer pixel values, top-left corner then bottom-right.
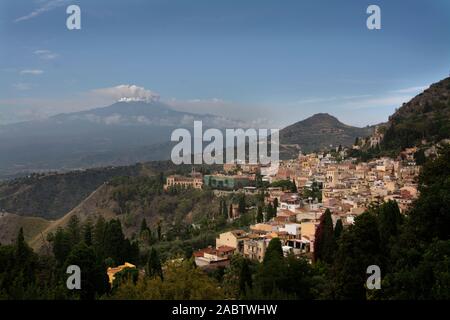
[[1, 0, 449, 127]]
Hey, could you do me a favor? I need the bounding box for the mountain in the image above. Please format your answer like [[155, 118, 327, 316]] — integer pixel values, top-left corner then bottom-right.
[[279, 113, 374, 156], [0, 101, 241, 179], [381, 77, 450, 151]]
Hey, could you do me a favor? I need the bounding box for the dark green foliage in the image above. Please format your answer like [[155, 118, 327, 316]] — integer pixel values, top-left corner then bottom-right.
[[238, 194, 246, 214], [222, 200, 228, 220], [414, 149, 426, 165], [113, 267, 139, 288], [250, 238, 314, 299], [269, 179, 297, 192], [314, 209, 336, 263], [408, 145, 450, 241], [379, 145, 450, 299], [256, 206, 263, 223], [65, 243, 109, 300], [330, 212, 382, 300], [147, 248, 163, 280], [140, 218, 149, 234], [334, 219, 343, 240], [83, 222, 93, 246], [273, 197, 278, 209], [265, 203, 275, 221], [302, 181, 322, 202], [239, 259, 252, 296], [52, 228, 72, 265]]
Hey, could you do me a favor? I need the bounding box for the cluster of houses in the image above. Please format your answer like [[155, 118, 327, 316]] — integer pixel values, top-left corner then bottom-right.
[[164, 147, 421, 268]]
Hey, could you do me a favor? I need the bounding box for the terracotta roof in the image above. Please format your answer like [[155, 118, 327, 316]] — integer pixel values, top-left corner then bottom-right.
[[216, 245, 235, 253], [193, 247, 215, 257]]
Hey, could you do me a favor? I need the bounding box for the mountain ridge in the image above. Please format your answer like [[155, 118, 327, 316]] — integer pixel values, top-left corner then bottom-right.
[[279, 112, 374, 156]]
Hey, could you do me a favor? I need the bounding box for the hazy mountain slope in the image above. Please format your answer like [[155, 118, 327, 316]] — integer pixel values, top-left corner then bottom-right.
[[0, 164, 144, 219], [0, 212, 51, 245], [0, 101, 240, 178], [28, 176, 220, 253], [279, 113, 374, 155]]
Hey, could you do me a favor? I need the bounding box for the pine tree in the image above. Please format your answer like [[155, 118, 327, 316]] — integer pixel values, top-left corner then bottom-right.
[[53, 227, 72, 265], [93, 216, 106, 258], [83, 222, 93, 246], [67, 215, 81, 246]]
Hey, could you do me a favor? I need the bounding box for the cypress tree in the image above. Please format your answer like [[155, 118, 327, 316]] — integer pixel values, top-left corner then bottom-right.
[[334, 219, 343, 241], [147, 248, 163, 280], [222, 200, 228, 219], [256, 206, 263, 223], [314, 209, 335, 263]]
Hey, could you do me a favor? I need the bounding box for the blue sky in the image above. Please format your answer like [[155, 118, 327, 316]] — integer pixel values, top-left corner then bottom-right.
[[1, 0, 449, 127]]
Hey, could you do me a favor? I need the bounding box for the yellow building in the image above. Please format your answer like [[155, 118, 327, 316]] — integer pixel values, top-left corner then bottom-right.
[[215, 230, 247, 252], [107, 262, 136, 285]]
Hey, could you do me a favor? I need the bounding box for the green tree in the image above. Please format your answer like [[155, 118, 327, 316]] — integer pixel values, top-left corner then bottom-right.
[[239, 258, 253, 296], [265, 203, 274, 221], [256, 206, 264, 223], [253, 238, 286, 297], [93, 216, 106, 258], [238, 194, 246, 214], [273, 197, 279, 209], [52, 227, 72, 265], [330, 212, 382, 300], [314, 209, 336, 263], [83, 222, 93, 247], [334, 219, 343, 241], [140, 218, 149, 235], [65, 243, 109, 300], [147, 248, 163, 280], [291, 179, 297, 193], [67, 215, 81, 246], [222, 200, 228, 219]]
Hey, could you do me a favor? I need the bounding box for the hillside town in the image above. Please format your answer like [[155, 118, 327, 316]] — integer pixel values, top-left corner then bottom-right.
[[163, 145, 422, 269]]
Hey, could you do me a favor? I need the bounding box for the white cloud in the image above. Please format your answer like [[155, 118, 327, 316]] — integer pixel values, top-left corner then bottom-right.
[[12, 83, 32, 91], [295, 94, 372, 105], [20, 69, 44, 75], [34, 49, 59, 60], [343, 95, 413, 110], [91, 84, 160, 102], [390, 86, 428, 94], [14, 0, 71, 23]]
